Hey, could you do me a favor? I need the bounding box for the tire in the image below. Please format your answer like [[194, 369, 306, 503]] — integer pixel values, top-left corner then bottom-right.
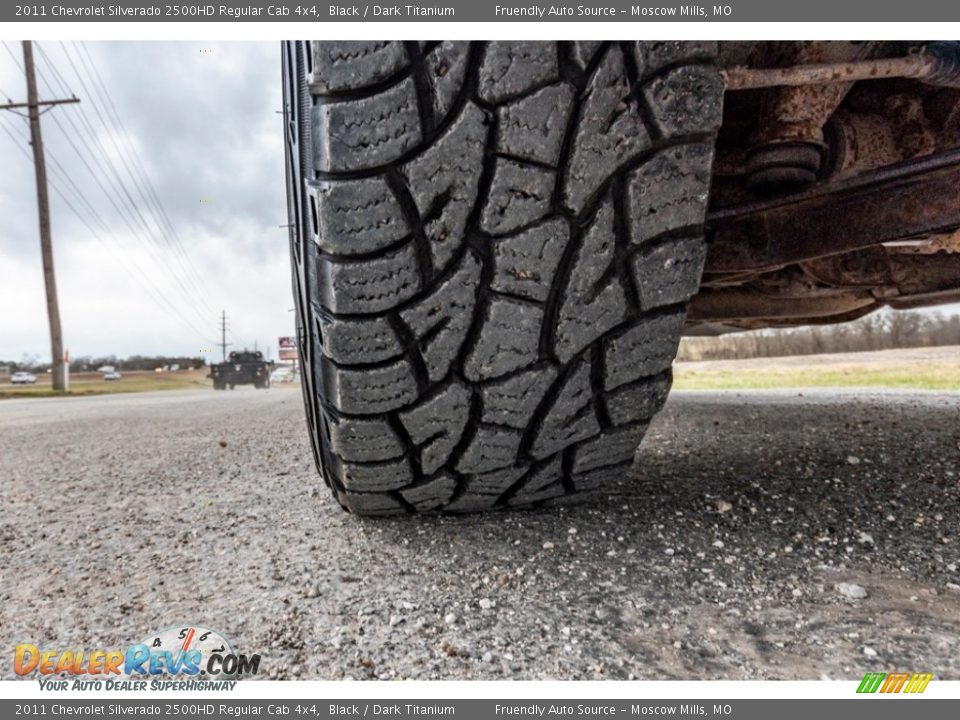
[[283, 41, 723, 515]]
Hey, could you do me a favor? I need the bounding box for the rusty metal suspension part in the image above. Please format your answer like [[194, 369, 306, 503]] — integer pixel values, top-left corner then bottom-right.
[[726, 42, 960, 196], [721, 43, 960, 91], [705, 148, 960, 273]]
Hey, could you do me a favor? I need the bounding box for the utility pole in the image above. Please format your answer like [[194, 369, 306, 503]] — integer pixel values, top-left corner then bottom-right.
[[218, 310, 231, 361], [1, 41, 79, 391]]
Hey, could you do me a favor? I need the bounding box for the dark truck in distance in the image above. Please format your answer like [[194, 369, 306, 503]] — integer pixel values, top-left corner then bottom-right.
[[209, 351, 272, 390]]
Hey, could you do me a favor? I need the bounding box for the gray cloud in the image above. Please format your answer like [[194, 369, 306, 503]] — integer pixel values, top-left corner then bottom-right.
[[2, 41, 957, 363], [0, 41, 291, 361]]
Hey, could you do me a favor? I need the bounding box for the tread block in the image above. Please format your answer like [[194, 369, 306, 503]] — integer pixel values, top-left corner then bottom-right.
[[464, 297, 543, 381], [508, 455, 563, 505], [555, 199, 627, 362], [400, 473, 457, 511], [318, 241, 420, 314], [311, 41, 409, 94], [332, 454, 414, 493], [318, 314, 402, 365], [338, 490, 407, 515], [531, 358, 601, 458], [627, 143, 713, 245], [465, 464, 529, 496], [481, 160, 555, 235], [313, 78, 421, 173], [403, 103, 488, 271], [444, 492, 499, 513], [425, 42, 470, 120], [447, 465, 529, 510], [632, 41, 718, 77], [603, 311, 685, 391], [399, 383, 471, 474], [478, 42, 559, 104], [491, 218, 569, 302], [320, 355, 419, 414], [456, 426, 522, 475], [564, 45, 652, 214], [569, 41, 604, 70], [309, 178, 409, 255], [631, 236, 706, 311], [497, 83, 575, 167], [643, 65, 724, 138], [401, 252, 481, 382], [572, 462, 630, 493], [481, 365, 558, 429], [605, 371, 672, 425], [511, 481, 565, 505], [328, 416, 404, 463], [572, 425, 643, 474]]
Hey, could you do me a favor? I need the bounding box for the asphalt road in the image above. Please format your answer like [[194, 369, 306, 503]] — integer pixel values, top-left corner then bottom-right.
[[1, 386, 958, 680]]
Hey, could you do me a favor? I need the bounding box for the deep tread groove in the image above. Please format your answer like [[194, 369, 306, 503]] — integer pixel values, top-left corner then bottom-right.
[[612, 173, 642, 316], [386, 413, 425, 488], [590, 342, 613, 429], [385, 167, 435, 287], [538, 214, 579, 363], [404, 41, 437, 140], [387, 312, 431, 396], [287, 41, 722, 515]]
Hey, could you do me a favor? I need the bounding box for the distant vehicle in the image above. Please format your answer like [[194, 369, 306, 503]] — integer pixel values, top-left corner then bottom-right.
[[270, 366, 295, 383], [208, 350, 272, 390], [10, 371, 37, 385], [97, 365, 116, 374], [103, 371, 122, 381]]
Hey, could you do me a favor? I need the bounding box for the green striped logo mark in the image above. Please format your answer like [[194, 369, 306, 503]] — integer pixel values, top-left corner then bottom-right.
[[857, 672, 933, 694], [857, 673, 887, 693]]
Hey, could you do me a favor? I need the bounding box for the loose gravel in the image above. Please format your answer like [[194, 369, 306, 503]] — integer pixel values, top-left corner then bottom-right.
[[0, 387, 957, 680]]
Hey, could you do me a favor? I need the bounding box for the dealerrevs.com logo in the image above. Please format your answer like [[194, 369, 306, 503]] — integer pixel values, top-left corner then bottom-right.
[[14, 626, 260, 691]]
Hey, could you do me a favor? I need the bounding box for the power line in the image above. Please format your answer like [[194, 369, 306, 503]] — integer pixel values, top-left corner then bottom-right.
[[1, 40, 24, 72], [4, 41, 226, 353], [30, 53, 164, 244], [76, 41, 216, 317], [60, 42, 218, 315], [25, 55, 213, 340], [0, 116, 218, 347], [28, 42, 217, 334]]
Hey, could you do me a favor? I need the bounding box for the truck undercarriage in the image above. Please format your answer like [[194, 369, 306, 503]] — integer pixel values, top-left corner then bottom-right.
[[695, 41, 960, 333]]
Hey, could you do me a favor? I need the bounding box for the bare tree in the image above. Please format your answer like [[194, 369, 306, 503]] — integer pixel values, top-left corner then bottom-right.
[[677, 309, 960, 361]]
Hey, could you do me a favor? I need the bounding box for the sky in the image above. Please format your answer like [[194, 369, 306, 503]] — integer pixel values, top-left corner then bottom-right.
[[0, 41, 292, 363], [1, 41, 957, 365]]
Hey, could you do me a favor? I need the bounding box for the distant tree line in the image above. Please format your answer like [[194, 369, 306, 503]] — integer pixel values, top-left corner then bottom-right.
[[677, 310, 960, 361], [2, 354, 207, 373]]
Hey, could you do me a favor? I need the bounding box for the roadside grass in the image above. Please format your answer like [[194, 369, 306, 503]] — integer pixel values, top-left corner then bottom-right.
[[0, 370, 212, 399], [673, 362, 960, 391], [5, 357, 956, 397]]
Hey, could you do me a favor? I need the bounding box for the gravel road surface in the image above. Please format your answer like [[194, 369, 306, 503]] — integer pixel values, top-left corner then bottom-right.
[[1, 387, 958, 680]]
